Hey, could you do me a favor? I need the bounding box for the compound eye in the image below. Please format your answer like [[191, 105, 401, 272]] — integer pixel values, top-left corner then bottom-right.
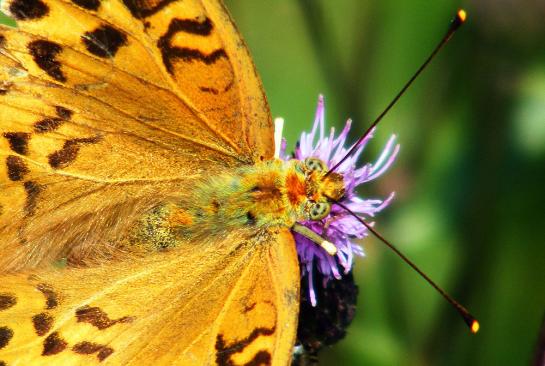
[[309, 201, 331, 220], [305, 158, 327, 172]]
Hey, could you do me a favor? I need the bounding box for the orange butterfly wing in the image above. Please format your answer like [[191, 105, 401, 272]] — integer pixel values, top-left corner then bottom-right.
[[0, 0, 273, 270], [0, 229, 299, 365], [0, 0, 301, 364]]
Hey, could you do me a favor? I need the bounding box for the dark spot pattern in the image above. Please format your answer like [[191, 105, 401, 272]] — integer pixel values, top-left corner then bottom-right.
[[242, 302, 256, 314], [0, 81, 12, 95], [72, 341, 114, 362], [6, 155, 29, 181], [98, 348, 114, 362], [32, 312, 54, 336], [199, 86, 219, 95], [0, 294, 16, 311], [28, 40, 66, 82], [42, 332, 67, 356], [34, 106, 72, 133], [48, 136, 101, 169], [76, 306, 134, 330], [158, 19, 227, 74], [121, 0, 177, 18], [71, 0, 101, 11], [55, 106, 73, 119], [3, 132, 30, 155], [164, 47, 226, 73], [9, 0, 49, 20], [215, 326, 275, 366], [24, 181, 43, 216], [83, 25, 127, 58], [36, 283, 59, 309], [34, 118, 63, 133], [167, 17, 213, 36], [245, 350, 272, 366], [0, 360, 6, 366], [0, 327, 13, 349]]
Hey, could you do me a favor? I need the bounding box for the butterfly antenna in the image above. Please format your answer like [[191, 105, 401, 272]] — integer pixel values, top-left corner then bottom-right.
[[325, 9, 467, 177], [334, 200, 479, 334]]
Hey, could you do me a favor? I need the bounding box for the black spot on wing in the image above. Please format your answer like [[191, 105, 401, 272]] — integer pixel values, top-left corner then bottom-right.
[[42, 331, 67, 355], [34, 106, 73, 133], [121, 0, 177, 19], [0, 81, 12, 95], [199, 86, 219, 95], [242, 302, 256, 314], [0, 327, 13, 349], [245, 350, 272, 366], [3, 132, 30, 155], [9, 0, 49, 20], [72, 341, 114, 362], [34, 118, 63, 133], [32, 312, 54, 336], [27, 40, 66, 82], [215, 326, 275, 366], [48, 136, 101, 169], [6, 155, 29, 181], [170, 17, 213, 36], [176, 48, 227, 65], [24, 181, 43, 216], [83, 25, 127, 58], [158, 18, 227, 74], [71, 0, 101, 11], [0, 294, 16, 311], [97, 347, 114, 362], [76, 305, 134, 330], [36, 283, 59, 309], [55, 106, 73, 119]]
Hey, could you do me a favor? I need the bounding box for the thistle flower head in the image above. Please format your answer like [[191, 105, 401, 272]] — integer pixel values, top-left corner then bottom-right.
[[279, 95, 399, 306]]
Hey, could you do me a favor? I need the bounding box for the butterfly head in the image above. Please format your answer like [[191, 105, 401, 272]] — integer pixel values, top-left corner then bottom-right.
[[291, 157, 345, 221]]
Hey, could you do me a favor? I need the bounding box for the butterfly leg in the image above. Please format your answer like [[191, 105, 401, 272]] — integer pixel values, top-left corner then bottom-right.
[[292, 223, 337, 256]]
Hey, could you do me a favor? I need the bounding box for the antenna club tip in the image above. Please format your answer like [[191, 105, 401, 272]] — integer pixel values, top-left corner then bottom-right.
[[457, 9, 467, 23], [463, 312, 479, 333], [470, 319, 480, 334], [450, 9, 467, 31]]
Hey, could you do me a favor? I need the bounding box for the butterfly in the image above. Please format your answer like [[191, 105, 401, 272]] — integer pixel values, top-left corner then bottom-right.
[[0, 0, 365, 364]]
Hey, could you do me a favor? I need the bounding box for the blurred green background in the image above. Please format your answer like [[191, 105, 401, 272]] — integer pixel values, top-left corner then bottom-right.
[[226, 1, 545, 365], [1, 1, 543, 365]]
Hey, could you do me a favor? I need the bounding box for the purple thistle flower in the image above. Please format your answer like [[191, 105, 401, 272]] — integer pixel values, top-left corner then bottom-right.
[[279, 95, 400, 306]]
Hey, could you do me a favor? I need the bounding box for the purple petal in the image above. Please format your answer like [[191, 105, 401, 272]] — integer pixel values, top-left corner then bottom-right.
[[283, 97, 398, 306]]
